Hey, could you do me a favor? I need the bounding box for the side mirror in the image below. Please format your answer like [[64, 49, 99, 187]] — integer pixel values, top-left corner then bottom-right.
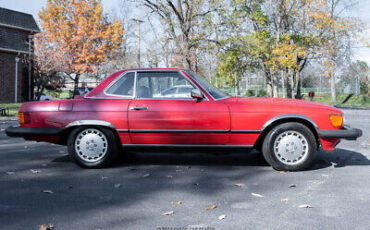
[[191, 89, 204, 101]]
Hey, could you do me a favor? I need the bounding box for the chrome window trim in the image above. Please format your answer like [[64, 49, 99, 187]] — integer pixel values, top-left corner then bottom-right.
[[103, 71, 136, 98], [65, 120, 116, 129], [134, 70, 209, 101], [261, 114, 319, 131]]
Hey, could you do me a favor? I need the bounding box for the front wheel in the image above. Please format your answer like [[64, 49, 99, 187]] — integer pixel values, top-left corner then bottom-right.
[[67, 126, 119, 168], [262, 122, 317, 171]]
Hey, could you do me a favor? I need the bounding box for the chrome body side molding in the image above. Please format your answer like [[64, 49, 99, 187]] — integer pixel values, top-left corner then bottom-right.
[[122, 144, 253, 148], [261, 114, 319, 131], [65, 120, 116, 129]]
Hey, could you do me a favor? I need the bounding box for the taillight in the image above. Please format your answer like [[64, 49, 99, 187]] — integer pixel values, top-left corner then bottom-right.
[[18, 112, 30, 124]]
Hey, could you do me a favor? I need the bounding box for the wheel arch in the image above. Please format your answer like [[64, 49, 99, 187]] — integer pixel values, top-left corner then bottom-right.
[[254, 115, 320, 151], [58, 120, 120, 145]]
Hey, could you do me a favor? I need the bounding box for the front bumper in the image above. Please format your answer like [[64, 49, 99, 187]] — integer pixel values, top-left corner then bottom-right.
[[317, 126, 362, 140], [5, 125, 63, 137]]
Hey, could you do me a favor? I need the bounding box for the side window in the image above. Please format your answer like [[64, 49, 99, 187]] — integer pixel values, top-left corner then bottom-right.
[[105, 72, 135, 96], [136, 72, 195, 99]]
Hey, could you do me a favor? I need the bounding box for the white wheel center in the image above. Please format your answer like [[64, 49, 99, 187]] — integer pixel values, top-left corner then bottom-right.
[[75, 128, 108, 163], [273, 130, 309, 165]]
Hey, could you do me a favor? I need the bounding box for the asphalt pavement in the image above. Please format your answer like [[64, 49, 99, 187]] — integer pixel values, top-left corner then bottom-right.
[[0, 109, 369, 230]]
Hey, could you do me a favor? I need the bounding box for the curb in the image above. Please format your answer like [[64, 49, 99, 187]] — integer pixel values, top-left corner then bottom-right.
[[334, 106, 370, 110]]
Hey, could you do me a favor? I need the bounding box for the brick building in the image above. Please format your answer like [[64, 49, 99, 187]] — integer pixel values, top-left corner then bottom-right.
[[0, 7, 39, 103]]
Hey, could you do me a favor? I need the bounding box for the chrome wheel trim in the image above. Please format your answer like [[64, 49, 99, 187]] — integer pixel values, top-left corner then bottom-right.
[[75, 128, 108, 163], [273, 130, 309, 165]]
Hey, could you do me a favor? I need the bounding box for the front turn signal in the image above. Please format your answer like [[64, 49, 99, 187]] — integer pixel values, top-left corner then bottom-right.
[[18, 112, 30, 124], [329, 114, 343, 128]]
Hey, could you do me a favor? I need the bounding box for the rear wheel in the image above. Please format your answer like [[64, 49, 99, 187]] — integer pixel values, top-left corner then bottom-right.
[[67, 126, 119, 168], [262, 122, 317, 171]]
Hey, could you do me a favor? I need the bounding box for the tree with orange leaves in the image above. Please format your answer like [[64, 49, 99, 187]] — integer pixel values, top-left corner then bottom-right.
[[38, 0, 124, 93]]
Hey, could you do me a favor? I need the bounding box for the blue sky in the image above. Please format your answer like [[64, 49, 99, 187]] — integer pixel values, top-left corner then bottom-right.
[[1, 0, 369, 65]]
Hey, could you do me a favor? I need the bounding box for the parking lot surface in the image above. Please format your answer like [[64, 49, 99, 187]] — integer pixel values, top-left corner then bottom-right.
[[0, 109, 369, 230]]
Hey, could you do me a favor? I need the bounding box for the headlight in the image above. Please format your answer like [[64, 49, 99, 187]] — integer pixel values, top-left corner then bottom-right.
[[329, 114, 343, 128]]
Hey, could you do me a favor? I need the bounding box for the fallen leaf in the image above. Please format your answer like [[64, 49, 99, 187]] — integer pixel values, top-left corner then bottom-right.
[[281, 198, 289, 202], [6, 172, 15, 175], [279, 171, 287, 174], [39, 224, 54, 230], [298, 204, 313, 208], [205, 205, 217, 210], [162, 210, 174, 216], [172, 201, 182, 205], [143, 173, 150, 177], [288, 184, 296, 188], [251, 193, 264, 198], [218, 214, 226, 220], [235, 183, 245, 187], [30, 169, 41, 174], [114, 184, 121, 188], [42, 190, 53, 194]]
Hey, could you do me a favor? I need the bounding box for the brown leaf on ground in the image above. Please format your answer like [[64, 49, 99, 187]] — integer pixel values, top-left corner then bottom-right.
[[251, 193, 264, 198], [205, 205, 217, 210], [218, 214, 226, 220], [162, 210, 174, 216], [172, 201, 182, 205], [39, 224, 54, 230], [42, 190, 53, 194], [235, 183, 245, 187]]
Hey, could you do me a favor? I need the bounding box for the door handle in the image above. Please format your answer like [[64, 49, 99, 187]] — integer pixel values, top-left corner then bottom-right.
[[130, 106, 148, 110]]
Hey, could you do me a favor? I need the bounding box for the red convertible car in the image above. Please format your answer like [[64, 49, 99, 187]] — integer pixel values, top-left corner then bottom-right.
[[6, 68, 362, 171]]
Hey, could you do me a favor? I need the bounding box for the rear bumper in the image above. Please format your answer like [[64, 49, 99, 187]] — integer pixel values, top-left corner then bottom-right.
[[5, 125, 63, 137], [318, 126, 362, 140]]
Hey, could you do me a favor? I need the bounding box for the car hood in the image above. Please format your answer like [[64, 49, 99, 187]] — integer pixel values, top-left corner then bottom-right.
[[226, 97, 342, 114]]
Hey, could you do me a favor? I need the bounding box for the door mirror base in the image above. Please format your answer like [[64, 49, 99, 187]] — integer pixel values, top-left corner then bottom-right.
[[191, 89, 204, 101]]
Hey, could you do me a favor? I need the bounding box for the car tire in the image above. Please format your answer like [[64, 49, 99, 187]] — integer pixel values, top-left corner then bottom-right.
[[67, 126, 119, 168], [262, 122, 317, 171]]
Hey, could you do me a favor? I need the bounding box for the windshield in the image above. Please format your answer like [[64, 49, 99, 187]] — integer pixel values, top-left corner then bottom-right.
[[186, 70, 229, 100]]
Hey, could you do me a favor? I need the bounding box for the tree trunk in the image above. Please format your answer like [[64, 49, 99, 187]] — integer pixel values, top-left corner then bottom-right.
[[266, 83, 273, 97], [73, 74, 80, 97], [330, 72, 336, 103], [295, 71, 302, 99], [281, 71, 286, 98], [272, 74, 278, 98]]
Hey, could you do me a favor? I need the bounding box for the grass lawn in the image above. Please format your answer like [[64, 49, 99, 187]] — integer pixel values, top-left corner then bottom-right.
[[304, 94, 370, 108], [0, 103, 22, 117]]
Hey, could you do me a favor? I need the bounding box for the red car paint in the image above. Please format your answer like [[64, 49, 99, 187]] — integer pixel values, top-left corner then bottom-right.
[[18, 68, 345, 151]]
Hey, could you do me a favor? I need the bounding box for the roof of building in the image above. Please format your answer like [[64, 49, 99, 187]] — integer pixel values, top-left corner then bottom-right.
[[0, 7, 40, 32], [0, 27, 29, 53]]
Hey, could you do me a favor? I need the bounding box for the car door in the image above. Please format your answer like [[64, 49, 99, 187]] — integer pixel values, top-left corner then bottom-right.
[[128, 71, 230, 145]]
